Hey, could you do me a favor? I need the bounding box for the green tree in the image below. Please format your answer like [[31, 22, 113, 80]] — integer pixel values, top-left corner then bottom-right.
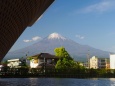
[[1, 60, 9, 66], [27, 56, 33, 60], [54, 47, 72, 60], [54, 47, 78, 69]]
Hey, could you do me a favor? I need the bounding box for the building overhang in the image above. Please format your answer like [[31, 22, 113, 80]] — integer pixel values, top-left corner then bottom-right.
[[0, 0, 55, 61]]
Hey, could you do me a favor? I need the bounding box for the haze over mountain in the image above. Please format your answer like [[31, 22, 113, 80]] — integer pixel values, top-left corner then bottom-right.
[[5, 33, 110, 61]]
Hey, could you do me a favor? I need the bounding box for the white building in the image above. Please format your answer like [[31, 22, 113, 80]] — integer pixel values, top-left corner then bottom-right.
[[7, 58, 26, 68], [0, 65, 4, 71], [7, 59, 20, 68], [110, 54, 115, 69], [90, 56, 98, 69], [30, 58, 47, 68], [28, 53, 59, 68], [90, 56, 109, 69]]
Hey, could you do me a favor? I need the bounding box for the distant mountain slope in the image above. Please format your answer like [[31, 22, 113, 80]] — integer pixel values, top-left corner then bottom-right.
[[5, 33, 110, 61]]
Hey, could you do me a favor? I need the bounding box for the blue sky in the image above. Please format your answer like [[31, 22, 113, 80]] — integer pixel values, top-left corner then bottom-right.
[[9, 0, 115, 53]]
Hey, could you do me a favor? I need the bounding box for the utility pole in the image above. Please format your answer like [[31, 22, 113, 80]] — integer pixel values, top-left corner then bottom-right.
[[44, 56, 46, 75]]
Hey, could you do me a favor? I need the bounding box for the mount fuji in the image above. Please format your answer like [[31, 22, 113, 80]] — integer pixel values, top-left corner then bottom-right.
[[5, 32, 110, 61]]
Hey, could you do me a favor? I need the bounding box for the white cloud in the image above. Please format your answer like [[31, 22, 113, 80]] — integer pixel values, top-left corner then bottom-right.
[[23, 40, 32, 43], [77, 0, 115, 13], [23, 36, 42, 43], [32, 36, 42, 41], [76, 35, 85, 39]]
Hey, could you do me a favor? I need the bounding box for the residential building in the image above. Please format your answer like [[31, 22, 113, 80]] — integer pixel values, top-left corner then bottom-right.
[[110, 54, 115, 69], [0, 65, 4, 71], [90, 56, 98, 69], [28, 53, 59, 68], [90, 56, 110, 69], [83, 61, 89, 69], [7, 58, 26, 68], [0, 62, 8, 72], [98, 58, 109, 69]]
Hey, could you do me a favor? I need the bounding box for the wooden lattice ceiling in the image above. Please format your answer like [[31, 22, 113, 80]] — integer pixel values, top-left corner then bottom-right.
[[0, 0, 54, 61]]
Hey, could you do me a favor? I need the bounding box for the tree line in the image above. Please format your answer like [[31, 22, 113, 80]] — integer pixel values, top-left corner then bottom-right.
[[0, 47, 115, 78]]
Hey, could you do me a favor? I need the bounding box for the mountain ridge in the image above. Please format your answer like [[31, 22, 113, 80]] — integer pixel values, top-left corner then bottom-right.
[[5, 33, 110, 61]]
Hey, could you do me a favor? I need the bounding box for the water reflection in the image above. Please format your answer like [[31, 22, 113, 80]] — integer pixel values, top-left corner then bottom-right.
[[29, 78, 38, 86], [0, 78, 115, 86]]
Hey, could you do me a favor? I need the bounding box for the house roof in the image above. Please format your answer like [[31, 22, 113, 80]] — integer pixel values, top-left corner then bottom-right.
[[32, 53, 59, 59], [7, 59, 19, 62], [0, 0, 54, 61]]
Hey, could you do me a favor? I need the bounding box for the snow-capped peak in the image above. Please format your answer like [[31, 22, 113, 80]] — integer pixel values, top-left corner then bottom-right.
[[48, 32, 66, 40]]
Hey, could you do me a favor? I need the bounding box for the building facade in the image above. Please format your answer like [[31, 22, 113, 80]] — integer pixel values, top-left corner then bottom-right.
[[110, 54, 115, 69], [98, 58, 109, 69], [7, 58, 26, 68], [90, 56, 98, 69], [90, 56, 109, 69], [28, 53, 59, 68]]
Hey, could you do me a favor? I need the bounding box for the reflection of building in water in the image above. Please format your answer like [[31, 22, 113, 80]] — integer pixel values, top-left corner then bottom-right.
[[0, 0, 54, 61]]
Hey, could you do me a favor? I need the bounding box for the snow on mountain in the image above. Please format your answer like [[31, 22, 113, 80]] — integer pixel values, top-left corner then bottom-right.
[[48, 32, 66, 40]]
